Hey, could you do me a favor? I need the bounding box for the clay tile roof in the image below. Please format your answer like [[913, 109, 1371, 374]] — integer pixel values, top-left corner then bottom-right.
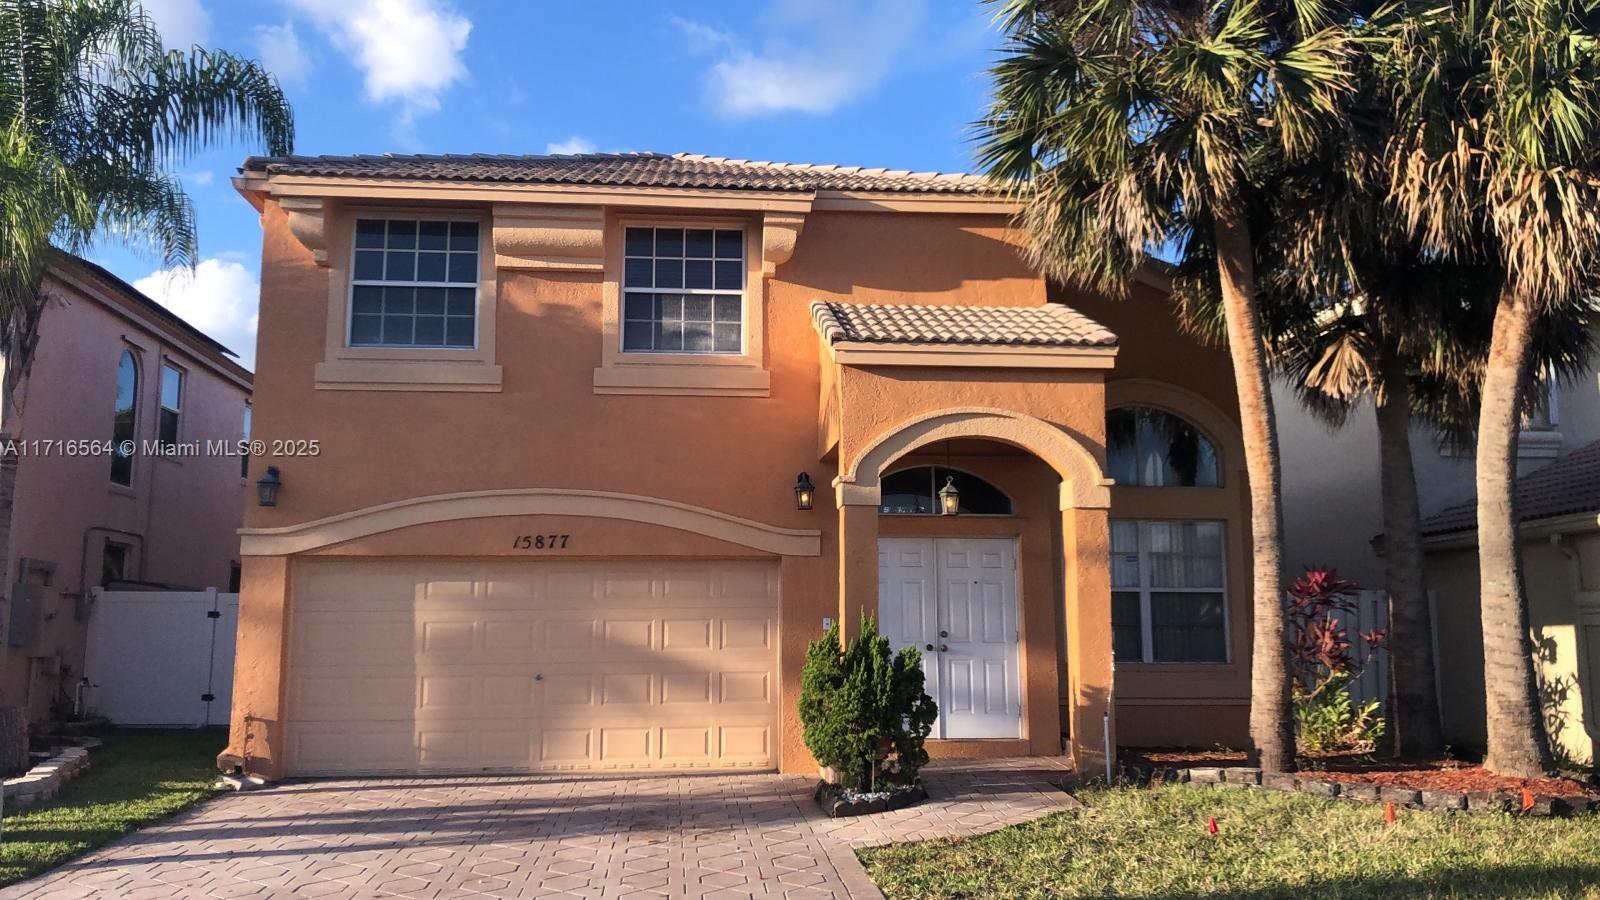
[[810, 300, 1118, 348], [1420, 439, 1600, 537], [239, 151, 1000, 195]]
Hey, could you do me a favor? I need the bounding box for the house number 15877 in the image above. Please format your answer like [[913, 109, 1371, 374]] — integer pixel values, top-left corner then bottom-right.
[[512, 534, 569, 550]]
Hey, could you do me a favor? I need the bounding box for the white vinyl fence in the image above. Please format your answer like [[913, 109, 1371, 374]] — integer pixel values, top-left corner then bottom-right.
[[1338, 589, 1391, 714], [83, 588, 237, 726]]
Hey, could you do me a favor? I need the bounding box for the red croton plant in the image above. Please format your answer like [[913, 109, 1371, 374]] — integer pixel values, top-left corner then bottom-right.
[[1286, 567, 1388, 753], [1287, 567, 1384, 681]]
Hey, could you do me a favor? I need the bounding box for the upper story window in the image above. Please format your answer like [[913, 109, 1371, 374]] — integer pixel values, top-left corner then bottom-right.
[[622, 226, 744, 354], [158, 363, 183, 449], [879, 466, 1014, 515], [110, 350, 138, 486], [350, 218, 480, 348], [1526, 366, 1560, 430], [240, 404, 252, 478], [1107, 406, 1220, 487]]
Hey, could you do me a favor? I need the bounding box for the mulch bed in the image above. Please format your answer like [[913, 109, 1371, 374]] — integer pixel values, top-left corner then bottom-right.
[[1122, 748, 1599, 799]]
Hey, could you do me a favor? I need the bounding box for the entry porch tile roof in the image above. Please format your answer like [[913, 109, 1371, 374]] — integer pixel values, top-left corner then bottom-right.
[[1420, 438, 1600, 537], [810, 300, 1118, 348]]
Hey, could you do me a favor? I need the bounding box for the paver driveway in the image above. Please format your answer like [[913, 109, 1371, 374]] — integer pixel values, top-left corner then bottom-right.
[[3, 757, 1075, 899]]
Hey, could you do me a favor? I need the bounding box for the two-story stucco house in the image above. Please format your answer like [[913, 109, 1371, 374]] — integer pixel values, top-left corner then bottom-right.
[[2, 255, 252, 723], [222, 152, 1252, 779]]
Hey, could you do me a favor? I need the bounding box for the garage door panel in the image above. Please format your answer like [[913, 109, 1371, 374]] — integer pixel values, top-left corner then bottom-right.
[[287, 559, 779, 775]]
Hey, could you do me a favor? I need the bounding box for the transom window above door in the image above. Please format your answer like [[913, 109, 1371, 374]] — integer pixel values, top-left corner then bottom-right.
[[879, 466, 1013, 515], [622, 226, 744, 354], [349, 218, 480, 348]]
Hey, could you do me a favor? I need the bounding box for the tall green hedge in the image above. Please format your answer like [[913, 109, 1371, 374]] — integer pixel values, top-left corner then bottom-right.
[[798, 614, 937, 792]]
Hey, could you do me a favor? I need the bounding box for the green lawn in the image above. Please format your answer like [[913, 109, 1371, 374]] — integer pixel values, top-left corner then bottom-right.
[[0, 728, 224, 886], [860, 783, 1600, 899]]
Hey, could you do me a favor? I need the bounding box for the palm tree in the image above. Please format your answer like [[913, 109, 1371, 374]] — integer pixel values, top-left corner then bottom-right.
[[1246, 64, 1493, 757], [1270, 260, 1594, 758], [1381, 0, 1600, 776], [0, 0, 292, 709], [978, 0, 1353, 772]]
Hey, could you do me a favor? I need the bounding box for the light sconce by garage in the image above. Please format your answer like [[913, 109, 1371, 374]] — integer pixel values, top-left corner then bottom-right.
[[794, 472, 816, 511], [256, 466, 282, 507], [937, 475, 961, 516]]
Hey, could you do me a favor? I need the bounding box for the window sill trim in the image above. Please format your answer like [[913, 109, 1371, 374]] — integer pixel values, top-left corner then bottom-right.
[[592, 364, 769, 397], [314, 360, 503, 393]]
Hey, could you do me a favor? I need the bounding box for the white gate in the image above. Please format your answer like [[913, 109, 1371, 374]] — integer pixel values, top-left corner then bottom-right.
[[1339, 589, 1391, 715], [83, 588, 238, 726]]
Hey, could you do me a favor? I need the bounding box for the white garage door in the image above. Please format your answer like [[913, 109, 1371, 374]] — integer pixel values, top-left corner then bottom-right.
[[285, 558, 780, 775]]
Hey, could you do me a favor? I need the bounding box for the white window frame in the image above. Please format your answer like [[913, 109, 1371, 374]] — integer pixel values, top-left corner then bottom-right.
[[619, 224, 747, 356], [345, 215, 484, 351], [1112, 519, 1231, 665], [158, 360, 184, 447]]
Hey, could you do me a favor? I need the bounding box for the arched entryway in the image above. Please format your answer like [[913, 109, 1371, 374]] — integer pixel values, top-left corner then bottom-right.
[[833, 408, 1115, 773]]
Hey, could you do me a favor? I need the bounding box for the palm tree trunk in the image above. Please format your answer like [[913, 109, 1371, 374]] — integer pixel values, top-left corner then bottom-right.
[[1212, 209, 1294, 773], [1373, 340, 1444, 757], [1476, 287, 1554, 777]]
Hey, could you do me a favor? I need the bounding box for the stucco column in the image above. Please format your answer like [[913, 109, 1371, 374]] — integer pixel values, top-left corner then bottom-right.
[[218, 555, 291, 779], [837, 484, 880, 642], [1063, 501, 1114, 776]]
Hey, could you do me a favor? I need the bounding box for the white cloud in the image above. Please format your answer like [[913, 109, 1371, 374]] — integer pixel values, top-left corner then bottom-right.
[[134, 259, 260, 370], [677, 0, 927, 118], [286, 0, 471, 117], [253, 21, 312, 88], [669, 16, 737, 54], [544, 136, 596, 156], [138, 0, 212, 49], [184, 170, 214, 187]]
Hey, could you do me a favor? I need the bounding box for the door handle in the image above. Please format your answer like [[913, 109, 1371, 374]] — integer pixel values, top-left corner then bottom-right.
[[939, 630, 949, 638], [939, 644, 949, 652], [925, 644, 935, 651]]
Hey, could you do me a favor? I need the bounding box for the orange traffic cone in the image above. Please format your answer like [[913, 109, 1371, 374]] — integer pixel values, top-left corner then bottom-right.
[[1522, 788, 1536, 812], [1384, 800, 1397, 825], [1207, 816, 1218, 834]]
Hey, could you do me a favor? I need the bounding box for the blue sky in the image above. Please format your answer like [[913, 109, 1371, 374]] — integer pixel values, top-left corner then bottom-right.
[[94, 0, 1004, 369]]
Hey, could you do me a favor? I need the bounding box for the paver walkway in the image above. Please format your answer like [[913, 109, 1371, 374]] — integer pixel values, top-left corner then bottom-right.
[[2, 756, 1076, 899]]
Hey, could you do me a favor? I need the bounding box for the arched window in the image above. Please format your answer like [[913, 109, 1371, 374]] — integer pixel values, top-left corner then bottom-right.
[[879, 466, 1014, 515], [1107, 406, 1219, 487], [110, 350, 138, 486]]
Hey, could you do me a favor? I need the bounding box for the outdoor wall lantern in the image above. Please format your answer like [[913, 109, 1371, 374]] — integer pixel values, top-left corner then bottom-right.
[[256, 466, 282, 507], [938, 475, 961, 516], [794, 472, 816, 511]]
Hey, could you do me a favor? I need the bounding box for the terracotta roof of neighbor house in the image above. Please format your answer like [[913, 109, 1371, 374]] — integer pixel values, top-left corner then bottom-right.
[[810, 300, 1118, 348], [239, 152, 1000, 195], [1420, 439, 1600, 537]]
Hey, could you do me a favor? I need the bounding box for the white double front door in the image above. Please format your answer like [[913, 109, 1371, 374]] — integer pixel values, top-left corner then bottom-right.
[[877, 537, 1022, 739]]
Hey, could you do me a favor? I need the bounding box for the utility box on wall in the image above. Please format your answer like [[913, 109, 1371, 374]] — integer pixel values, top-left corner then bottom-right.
[[7, 558, 56, 647]]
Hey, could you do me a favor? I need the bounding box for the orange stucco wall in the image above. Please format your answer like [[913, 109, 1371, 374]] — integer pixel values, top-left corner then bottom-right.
[[225, 191, 1250, 776], [3, 269, 251, 721]]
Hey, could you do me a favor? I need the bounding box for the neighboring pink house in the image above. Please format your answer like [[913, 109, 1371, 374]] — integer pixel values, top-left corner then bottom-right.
[[1, 255, 252, 723]]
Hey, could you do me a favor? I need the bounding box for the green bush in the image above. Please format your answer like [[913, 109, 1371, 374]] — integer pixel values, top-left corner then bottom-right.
[[1295, 672, 1386, 753], [798, 614, 937, 792]]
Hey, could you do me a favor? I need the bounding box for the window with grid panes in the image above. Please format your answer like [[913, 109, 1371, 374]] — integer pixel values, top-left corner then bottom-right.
[[349, 219, 480, 348], [621, 226, 744, 353], [1111, 520, 1228, 663]]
